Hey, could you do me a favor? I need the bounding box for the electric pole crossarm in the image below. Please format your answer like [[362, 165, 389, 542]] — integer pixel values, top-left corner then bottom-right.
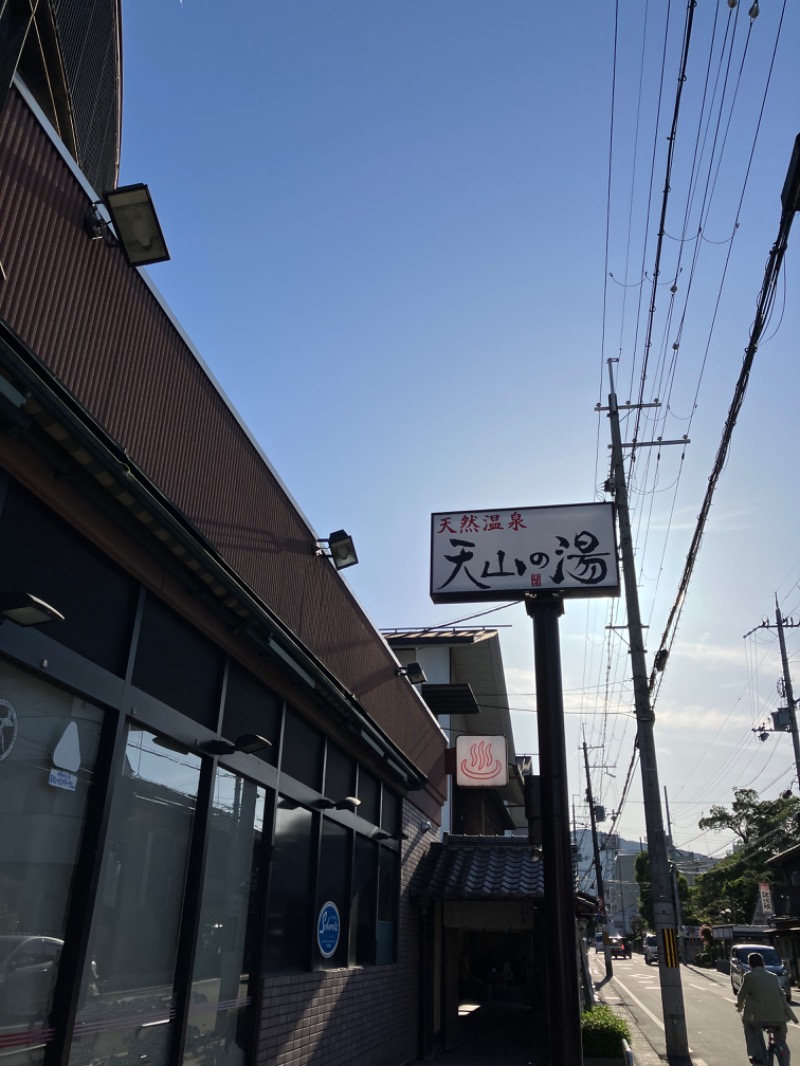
[[742, 603, 800, 789]]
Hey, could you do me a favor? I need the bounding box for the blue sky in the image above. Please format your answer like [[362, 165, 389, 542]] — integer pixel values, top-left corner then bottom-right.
[[120, 1, 799, 859]]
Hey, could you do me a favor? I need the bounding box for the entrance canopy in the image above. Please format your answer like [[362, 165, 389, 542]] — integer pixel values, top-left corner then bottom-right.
[[410, 836, 544, 903]]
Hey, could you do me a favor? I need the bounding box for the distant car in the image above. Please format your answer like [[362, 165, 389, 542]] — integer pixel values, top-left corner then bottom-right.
[[644, 933, 658, 965], [729, 944, 792, 1002], [607, 936, 631, 959]]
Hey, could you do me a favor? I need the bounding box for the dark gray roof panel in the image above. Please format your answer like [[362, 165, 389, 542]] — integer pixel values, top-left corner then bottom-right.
[[409, 836, 544, 901]]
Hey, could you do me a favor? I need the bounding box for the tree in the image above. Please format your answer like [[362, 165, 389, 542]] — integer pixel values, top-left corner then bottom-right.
[[698, 788, 800, 854], [689, 788, 800, 924]]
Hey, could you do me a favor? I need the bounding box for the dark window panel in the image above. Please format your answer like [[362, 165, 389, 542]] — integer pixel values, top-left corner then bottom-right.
[[132, 594, 224, 729], [351, 836, 377, 966], [315, 820, 350, 969], [377, 847, 399, 965], [357, 768, 380, 826], [264, 801, 314, 973], [280, 709, 322, 791], [380, 788, 399, 834], [0, 481, 138, 676], [324, 742, 355, 803], [222, 660, 280, 766]]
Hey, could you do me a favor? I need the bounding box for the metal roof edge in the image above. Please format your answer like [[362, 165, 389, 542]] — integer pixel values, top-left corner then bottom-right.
[[0, 316, 426, 790]]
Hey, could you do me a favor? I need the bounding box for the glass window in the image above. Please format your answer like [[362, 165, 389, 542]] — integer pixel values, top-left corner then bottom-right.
[[315, 821, 350, 969], [351, 836, 377, 966], [380, 789, 399, 834], [280, 710, 322, 790], [185, 770, 266, 1066], [132, 594, 224, 729], [264, 800, 314, 972], [69, 726, 202, 1066], [221, 662, 280, 765], [324, 743, 354, 803], [357, 768, 380, 825], [0, 482, 138, 676], [0, 660, 103, 1062], [377, 847, 399, 965]]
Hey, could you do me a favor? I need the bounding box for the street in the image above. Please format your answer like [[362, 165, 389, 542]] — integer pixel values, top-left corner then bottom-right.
[[590, 953, 800, 1066]]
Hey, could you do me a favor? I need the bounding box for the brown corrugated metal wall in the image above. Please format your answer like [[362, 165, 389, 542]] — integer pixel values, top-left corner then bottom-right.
[[0, 88, 444, 786]]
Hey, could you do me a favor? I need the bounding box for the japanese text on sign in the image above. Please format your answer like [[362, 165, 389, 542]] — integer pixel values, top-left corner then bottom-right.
[[430, 503, 619, 603]]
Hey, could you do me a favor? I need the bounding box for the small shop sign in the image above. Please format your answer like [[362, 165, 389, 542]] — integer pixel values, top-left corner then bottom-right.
[[0, 699, 19, 762], [455, 735, 508, 788], [317, 901, 341, 958]]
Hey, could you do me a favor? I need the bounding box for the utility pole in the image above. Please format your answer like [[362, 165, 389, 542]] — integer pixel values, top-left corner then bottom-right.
[[775, 599, 800, 787], [744, 601, 800, 788], [584, 741, 612, 977], [664, 787, 684, 961], [604, 358, 689, 1060]]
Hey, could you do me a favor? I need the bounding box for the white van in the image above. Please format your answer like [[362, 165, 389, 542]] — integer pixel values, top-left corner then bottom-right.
[[644, 933, 658, 964]]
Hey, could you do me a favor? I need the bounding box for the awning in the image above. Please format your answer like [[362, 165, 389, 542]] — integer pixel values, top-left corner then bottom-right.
[[409, 836, 544, 902]]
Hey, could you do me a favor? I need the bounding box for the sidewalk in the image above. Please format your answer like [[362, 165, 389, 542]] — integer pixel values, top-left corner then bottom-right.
[[593, 972, 667, 1066], [410, 970, 668, 1066]]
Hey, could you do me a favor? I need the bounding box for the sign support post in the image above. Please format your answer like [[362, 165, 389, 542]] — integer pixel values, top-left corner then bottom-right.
[[525, 591, 582, 1066]]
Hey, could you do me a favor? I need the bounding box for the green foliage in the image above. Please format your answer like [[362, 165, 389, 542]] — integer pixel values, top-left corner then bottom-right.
[[581, 1003, 631, 1058], [698, 788, 799, 852], [689, 788, 800, 924]]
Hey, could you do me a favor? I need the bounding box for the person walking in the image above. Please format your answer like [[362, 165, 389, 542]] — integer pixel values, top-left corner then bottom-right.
[[736, 951, 798, 1064]]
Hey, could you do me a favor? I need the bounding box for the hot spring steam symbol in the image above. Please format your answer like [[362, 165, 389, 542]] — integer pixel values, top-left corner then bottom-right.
[[460, 738, 502, 780]]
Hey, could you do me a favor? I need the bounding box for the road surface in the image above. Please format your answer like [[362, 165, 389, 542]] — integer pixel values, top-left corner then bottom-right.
[[590, 952, 800, 1066]]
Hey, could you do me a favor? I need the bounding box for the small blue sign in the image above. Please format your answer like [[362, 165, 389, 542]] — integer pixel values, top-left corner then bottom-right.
[[317, 901, 340, 958]]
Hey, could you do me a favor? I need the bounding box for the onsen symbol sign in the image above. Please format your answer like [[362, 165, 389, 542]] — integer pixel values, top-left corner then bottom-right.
[[455, 735, 508, 788]]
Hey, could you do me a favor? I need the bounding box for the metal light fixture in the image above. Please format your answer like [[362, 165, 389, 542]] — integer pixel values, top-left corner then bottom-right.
[[314, 797, 337, 810], [0, 591, 65, 626], [316, 530, 358, 570], [334, 796, 361, 811], [85, 184, 170, 267], [199, 733, 272, 756], [397, 662, 427, 685], [104, 184, 170, 267]]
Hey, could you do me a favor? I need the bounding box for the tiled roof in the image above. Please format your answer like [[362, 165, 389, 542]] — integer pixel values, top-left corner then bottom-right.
[[409, 835, 544, 901]]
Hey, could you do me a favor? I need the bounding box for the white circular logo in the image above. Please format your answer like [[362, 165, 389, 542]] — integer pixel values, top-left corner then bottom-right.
[[0, 699, 19, 763]]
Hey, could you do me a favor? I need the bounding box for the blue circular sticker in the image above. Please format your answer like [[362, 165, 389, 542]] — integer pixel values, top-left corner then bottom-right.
[[317, 901, 340, 958]]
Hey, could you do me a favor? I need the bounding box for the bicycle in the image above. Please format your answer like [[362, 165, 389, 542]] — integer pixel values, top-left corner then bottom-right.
[[763, 1024, 789, 1065]]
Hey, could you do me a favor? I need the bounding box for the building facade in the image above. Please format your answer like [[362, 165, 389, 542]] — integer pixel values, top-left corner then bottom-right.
[[0, 10, 447, 1066]]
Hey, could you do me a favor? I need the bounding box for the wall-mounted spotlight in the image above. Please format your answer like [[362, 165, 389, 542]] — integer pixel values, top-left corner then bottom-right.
[[316, 530, 358, 571], [198, 733, 272, 756], [0, 591, 65, 626], [314, 797, 337, 810], [397, 662, 427, 685], [334, 796, 361, 812], [85, 183, 170, 267]]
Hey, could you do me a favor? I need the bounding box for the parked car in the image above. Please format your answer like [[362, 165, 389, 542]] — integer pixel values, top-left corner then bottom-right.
[[729, 943, 792, 1002], [0, 935, 63, 1022], [644, 933, 658, 965]]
